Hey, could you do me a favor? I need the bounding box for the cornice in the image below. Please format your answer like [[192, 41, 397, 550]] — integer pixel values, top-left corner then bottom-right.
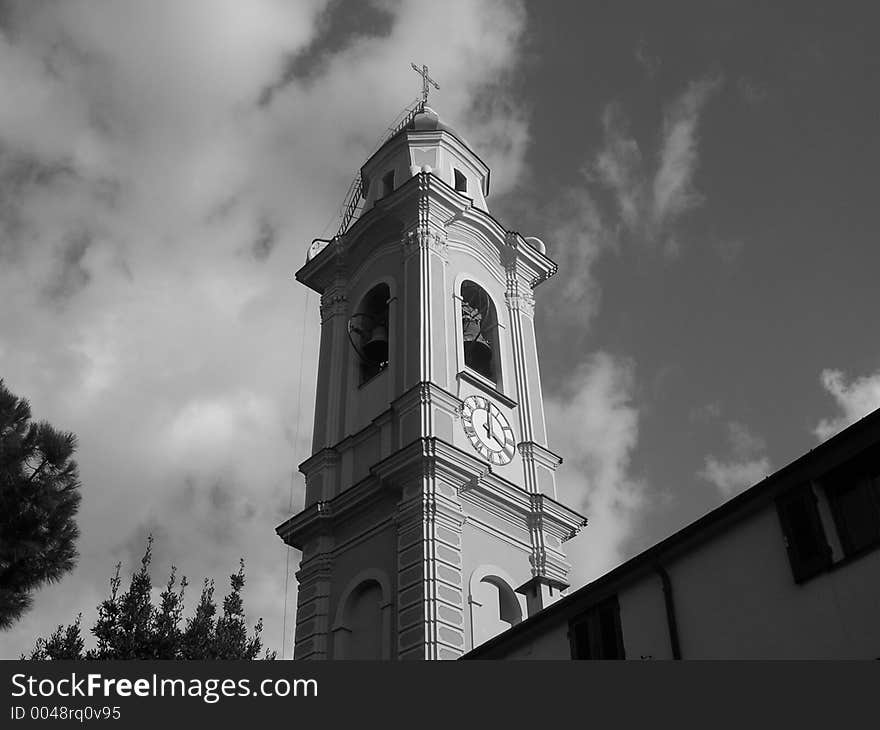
[[296, 171, 560, 294], [502, 230, 558, 288], [518, 441, 563, 470], [301, 382, 466, 481], [298, 447, 340, 478], [456, 369, 517, 409], [281, 435, 586, 551], [530, 493, 588, 543], [277, 475, 385, 550]]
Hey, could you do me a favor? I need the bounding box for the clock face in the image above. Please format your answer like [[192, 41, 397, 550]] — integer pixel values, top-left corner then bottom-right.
[[460, 395, 516, 465]]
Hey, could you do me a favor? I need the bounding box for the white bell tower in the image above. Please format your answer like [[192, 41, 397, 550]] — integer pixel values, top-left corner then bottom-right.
[[277, 94, 586, 660]]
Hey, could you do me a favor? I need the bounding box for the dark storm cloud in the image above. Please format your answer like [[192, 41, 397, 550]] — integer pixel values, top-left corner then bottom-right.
[[259, 0, 395, 105], [0, 153, 75, 251], [44, 230, 92, 302], [251, 217, 277, 261]]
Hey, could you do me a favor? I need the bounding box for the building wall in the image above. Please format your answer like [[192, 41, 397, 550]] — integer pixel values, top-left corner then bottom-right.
[[488, 501, 880, 659], [667, 507, 880, 658], [618, 577, 674, 660]]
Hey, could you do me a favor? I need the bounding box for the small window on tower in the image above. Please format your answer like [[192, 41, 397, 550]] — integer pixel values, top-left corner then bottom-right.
[[382, 170, 395, 198], [454, 168, 468, 194], [348, 284, 390, 384], [460, 281, 498, 383]]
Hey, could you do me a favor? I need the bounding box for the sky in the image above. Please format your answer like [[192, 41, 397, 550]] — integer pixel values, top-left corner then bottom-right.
[[1, 0, 878, 658]]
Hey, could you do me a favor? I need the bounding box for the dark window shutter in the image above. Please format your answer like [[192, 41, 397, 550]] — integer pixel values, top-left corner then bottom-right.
[[827, 473, 880, 556], [776, 484, 831, 583], [569, 596, 625, 660]]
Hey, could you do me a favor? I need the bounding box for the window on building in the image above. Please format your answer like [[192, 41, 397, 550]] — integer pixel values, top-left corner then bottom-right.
[[776, 484, 832, 582], [569, 595, 624, 660], [349, 283, 390, 384], [454, 168, 468, 193], [823, 446, 880, 558], [460, 281, 498, 383], [382, 170, 395, 197]]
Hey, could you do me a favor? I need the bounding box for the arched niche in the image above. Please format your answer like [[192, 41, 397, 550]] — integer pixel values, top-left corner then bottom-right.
[[468, 565, 524, 650], [331, 568, 393, 659]]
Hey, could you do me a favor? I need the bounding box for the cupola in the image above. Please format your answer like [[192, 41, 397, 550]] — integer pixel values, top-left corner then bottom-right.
[[360, 105, 491, 214]]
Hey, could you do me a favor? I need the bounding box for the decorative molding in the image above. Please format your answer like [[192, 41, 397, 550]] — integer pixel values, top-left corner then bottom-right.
[[319, 281, 348, 321], [402, 226, 448, 258], [518, 441, 563, 471], [456, 369, 518, 409], [504, 285, 535, 318], [501, 229, 558, 288], [530, 492, 588, 542], [295, 554, 334, 583], [299, 447, 340, 479]]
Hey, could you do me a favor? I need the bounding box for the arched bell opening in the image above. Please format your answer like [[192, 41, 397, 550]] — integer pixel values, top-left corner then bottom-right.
[[348, 283, 390, 384], [461, 281, 499, 383]]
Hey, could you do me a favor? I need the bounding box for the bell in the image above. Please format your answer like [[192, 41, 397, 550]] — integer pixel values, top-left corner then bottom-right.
[[362, 324, 388, 366], [463, 334, 493, 376]]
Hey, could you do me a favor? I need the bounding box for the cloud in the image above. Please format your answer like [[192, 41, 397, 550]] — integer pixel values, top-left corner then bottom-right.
[[545, 353, 646, 584], [0, 0, 530, 658], [589, 75, 721, 253], [539, 189, 611, 324], [699, 456, 771, 497], [593, 103, 644, 232], [814, 368, 880, 441], [653, 77, 720, 225], [698, 420, 771, 497]]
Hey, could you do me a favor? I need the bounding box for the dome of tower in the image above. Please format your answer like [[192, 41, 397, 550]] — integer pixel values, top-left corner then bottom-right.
[[407, 106, 470, 146], [359, 103, 491, 216]]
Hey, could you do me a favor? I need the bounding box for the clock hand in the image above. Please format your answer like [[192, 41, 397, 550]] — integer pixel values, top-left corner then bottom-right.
[[486, 405, 498, 444]]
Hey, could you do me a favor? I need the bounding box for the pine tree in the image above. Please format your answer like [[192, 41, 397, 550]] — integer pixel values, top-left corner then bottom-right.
[[152, 567, 187, 659], [27, 538, 274, 660], [214, 560, 264, 660], [180, 578, 217, 660], [28, 615, 85, 660], [0, 380, 82, 629]]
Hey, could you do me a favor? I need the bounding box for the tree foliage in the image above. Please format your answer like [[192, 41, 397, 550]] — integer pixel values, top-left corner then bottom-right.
[[28, 537, 275, 660], [0, 379, 82, 630]]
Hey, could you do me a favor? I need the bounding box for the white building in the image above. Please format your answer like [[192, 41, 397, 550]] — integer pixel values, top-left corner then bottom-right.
[[465, 407, 880, 659]]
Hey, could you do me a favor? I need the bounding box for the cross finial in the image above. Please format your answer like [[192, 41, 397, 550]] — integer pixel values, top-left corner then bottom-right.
[[411, 62, 439, 107]]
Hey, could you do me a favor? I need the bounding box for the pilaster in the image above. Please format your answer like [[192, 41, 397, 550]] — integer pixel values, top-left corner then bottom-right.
[[313, 263, 349, 451], [382, 441, 469, 660], [292, 550, 334, 660]]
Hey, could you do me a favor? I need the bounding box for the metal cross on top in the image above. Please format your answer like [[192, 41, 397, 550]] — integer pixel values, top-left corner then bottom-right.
[[411, 62, 439, 107]]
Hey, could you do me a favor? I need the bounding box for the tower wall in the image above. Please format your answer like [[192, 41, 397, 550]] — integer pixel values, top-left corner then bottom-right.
[[279, 112, 585, 660]]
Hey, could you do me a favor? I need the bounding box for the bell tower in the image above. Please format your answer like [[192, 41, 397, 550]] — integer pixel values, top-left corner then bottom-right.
[[277, 102, 586, 660]]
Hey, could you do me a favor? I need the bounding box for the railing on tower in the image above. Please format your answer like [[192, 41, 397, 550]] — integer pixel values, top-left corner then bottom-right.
[[331, 98, 425, 240], [306, 98, 429, 262]]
